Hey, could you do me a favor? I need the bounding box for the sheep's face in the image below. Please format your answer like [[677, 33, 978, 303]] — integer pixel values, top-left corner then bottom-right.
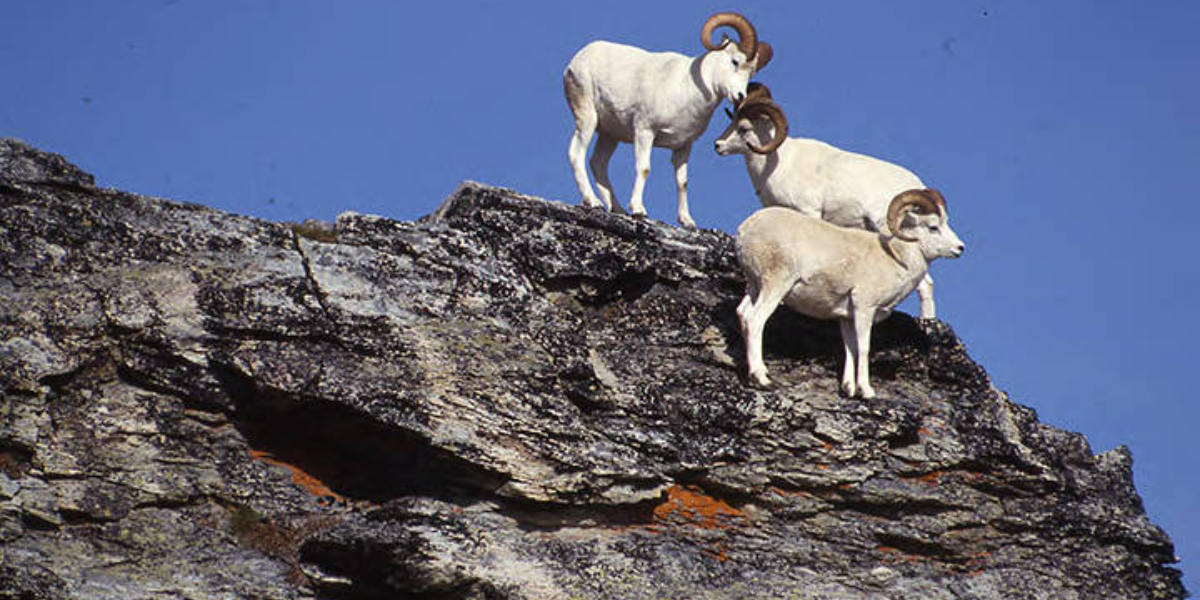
[[898, 211, 966, 261], [714, 112, 773, 156], [709, 43, 756, 104]]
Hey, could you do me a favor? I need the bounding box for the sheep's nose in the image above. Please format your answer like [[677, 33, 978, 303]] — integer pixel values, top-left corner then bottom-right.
[[734, 91, 746, 103], [954, 244, 965, 256]]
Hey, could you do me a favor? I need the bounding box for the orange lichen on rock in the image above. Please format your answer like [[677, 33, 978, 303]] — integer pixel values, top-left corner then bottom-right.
[[653, 485, 747, 530], [247, 449, 347, 505], [769, 486, 812, 498], [702, 544, 731, 562], [901, 470, 945, 487]]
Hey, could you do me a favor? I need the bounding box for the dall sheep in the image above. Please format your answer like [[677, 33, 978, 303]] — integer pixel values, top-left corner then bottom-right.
[[715, 84, 948, 319], [564, 12, 772, 228], [736, 190, 964, 398]]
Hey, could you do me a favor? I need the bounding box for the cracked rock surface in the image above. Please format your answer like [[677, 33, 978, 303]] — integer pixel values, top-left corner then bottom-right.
[[0, 138, 1186, 599]]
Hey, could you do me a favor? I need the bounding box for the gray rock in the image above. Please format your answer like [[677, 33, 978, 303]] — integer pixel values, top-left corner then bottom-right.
[[0, 138, 95, 187], [0, 139, 1186, 599]]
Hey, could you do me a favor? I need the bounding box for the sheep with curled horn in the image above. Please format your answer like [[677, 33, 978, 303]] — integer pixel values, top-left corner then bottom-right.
[[715, 83, 954, 320], [564, 12, 773, 228], [735, 189, 965, 397]]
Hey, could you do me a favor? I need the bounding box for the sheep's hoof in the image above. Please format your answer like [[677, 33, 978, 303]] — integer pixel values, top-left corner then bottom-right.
[[581, 197, 604, 209], [859, 386, 877, 399], [748, 371, 772, 389], [609, 203, 628, 216], [679, 218, 697, 230]]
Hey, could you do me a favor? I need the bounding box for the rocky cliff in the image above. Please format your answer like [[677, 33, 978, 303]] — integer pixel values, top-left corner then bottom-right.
[[0, 139, 1185, 599]]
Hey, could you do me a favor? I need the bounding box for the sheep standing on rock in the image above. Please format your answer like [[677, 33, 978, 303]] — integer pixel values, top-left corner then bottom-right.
[[564, 12, 772, 228], [715, 84, 949, 319], [736, 189, 965, 398]]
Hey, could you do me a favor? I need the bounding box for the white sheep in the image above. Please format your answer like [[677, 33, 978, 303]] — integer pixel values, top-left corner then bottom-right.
[[736, 189, 965, 398], [564, 12, 772, 229], [714, 85, 947, 319]]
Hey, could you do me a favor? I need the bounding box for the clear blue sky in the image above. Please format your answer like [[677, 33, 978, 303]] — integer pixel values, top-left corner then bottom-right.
[[4, 0, 1198, 591]]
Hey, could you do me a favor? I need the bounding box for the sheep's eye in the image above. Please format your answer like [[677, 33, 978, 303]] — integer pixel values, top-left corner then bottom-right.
[[929, 225, 941, 233], [732, 58, 741, 68]]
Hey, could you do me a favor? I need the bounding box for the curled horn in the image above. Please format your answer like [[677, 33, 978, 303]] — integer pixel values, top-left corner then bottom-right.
[[754, 41, 773, 71], [734, 81, 773, 110], [744, 81, 772, 103], [740, 99, 789, 154], [886, 190, 941, 242], [924, 188, 948, 218], [701, 12, 758, 59]]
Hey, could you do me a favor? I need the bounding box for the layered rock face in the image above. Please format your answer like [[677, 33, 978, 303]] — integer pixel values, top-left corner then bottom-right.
[[0, 139, 1185, 599]]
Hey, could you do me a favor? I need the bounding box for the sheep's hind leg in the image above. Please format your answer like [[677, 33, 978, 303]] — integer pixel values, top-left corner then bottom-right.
[[565, 76, 602, 209], [838, 319, 858, 398], [740, 281, 788, 388], [590, 134, 624, 214]]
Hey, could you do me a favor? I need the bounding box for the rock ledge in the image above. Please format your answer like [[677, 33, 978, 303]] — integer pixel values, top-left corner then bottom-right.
[[0, 140, 1185, 599]]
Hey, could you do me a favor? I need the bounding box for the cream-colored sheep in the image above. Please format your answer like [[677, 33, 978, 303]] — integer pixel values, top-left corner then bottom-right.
[[736, 189, 965, 397]]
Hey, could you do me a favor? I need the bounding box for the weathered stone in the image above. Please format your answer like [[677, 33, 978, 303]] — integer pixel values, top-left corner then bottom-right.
[[0, 138, 95, 188], [0, 139, 1185, 599]]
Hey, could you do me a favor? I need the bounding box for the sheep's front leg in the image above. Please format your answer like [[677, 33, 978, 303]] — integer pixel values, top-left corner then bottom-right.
[[917, 273, 936, 320], [838, 319, 858, 397], [627, 129, 654, 219], [852, 309, 876, 398], [671, 145, 696, 229]]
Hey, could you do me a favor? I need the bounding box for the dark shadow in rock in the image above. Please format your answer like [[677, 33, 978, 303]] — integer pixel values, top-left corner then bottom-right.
[[540, 269, 658, 307], [212, 363, 509, 504]]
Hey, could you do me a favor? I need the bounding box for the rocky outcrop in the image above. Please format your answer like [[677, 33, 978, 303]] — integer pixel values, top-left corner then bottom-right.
[[0, 138, 1185, 599]]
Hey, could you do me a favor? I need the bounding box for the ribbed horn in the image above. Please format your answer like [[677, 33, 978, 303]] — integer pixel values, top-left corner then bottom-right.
[[740, 100, 789, 154], [701, 12, 758, 59], [924, 188, 948, 218], [743, 81, 773, 105], [886, 189, 941, 242], [754, 41, 773, 71]]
